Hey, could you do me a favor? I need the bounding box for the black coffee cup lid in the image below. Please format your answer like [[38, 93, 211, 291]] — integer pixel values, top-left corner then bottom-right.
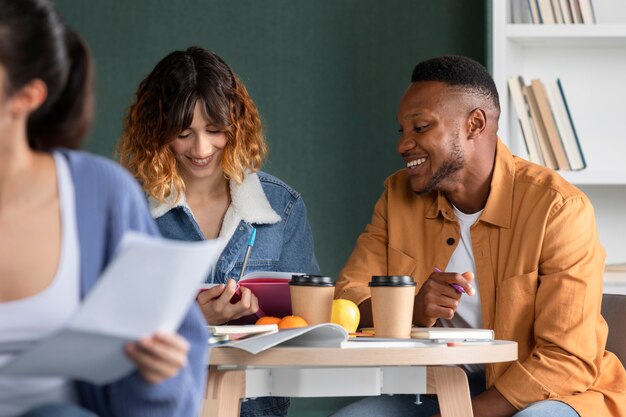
[[289, 274, 335, 287], [368, 275, 416, 287]]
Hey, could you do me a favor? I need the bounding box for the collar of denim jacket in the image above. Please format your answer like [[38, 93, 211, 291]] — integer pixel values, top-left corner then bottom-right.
[[148, 171, 281, 226]]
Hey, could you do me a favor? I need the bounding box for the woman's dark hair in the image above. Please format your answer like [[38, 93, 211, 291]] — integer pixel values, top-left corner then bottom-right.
[[0, 0, 94, 149], [118, 46, 267, 203]]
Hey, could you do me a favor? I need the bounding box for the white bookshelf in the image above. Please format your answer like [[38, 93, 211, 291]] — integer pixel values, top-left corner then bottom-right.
[[492, 0, 626, 265], [604, 273, 626, 295]]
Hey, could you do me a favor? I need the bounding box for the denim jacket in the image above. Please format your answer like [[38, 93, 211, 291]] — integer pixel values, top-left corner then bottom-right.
[[150, 171, 319, 417], [150, 170, 319, 284]]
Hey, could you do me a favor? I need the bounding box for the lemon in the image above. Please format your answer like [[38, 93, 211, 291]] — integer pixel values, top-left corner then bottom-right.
[[331, 299, 360, 333]]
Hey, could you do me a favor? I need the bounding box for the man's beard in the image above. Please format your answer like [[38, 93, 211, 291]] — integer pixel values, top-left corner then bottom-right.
[[415, 137, 464, 195]]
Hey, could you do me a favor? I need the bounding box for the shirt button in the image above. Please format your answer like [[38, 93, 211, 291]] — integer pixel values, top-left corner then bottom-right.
[[447, 238, 455, 245], [239, 226, 244, 231]]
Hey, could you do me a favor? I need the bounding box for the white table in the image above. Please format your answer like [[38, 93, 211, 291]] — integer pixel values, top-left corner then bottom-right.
[[202, 340, 517, 417]]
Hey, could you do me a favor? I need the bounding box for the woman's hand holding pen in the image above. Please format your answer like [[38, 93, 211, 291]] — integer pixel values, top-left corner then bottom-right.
[[196, 278, 259, 324], [413, 270, 475, 327]]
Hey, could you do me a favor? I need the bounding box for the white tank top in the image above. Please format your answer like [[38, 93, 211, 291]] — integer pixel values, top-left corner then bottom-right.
[[0, 152, 80, 416]]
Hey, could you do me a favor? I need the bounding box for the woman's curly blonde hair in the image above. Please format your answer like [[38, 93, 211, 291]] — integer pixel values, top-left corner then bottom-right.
[[117, 46, 267, 203]]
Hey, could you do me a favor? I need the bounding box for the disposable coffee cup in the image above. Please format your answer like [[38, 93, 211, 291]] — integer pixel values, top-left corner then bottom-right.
[[289, 274, 335, 325], [369, 275, 416, 338]]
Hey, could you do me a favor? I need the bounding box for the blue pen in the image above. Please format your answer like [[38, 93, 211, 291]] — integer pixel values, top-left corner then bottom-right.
[[239, 227, 256, 280], [238, 228, 266, 317], [433, 267, 466, 294]]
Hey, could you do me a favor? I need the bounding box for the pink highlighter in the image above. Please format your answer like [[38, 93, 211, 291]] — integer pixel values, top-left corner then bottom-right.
[[433, 267, 466, 294]]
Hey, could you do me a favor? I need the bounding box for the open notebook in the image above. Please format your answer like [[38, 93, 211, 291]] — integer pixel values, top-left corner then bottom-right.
[[200, 271, 297, 324]]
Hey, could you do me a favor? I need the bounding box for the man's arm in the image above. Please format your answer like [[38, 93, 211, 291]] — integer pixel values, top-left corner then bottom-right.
[[494, 195, 605, 409]]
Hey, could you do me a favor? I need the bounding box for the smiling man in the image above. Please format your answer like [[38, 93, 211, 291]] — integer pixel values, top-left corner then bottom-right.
[[333, 55, 626, 417]]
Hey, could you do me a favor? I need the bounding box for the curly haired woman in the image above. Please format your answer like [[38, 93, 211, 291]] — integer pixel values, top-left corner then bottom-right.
[[118, 46, 319, 417]]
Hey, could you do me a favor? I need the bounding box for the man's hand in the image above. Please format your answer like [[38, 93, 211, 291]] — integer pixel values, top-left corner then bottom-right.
[[413, 270, 475, 327], [196, 278, 259, 324], [470, 387, 517, 417], [125, 331, 190, 384]]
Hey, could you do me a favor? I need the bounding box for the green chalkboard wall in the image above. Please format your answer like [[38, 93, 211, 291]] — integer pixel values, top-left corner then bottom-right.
[[54, 1, 487, 415], [54, 0, 487, 284]]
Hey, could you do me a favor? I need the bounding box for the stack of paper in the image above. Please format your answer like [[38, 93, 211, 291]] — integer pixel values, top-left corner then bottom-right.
[[411, 327, 494, 342], [207, 324, 278, 344]]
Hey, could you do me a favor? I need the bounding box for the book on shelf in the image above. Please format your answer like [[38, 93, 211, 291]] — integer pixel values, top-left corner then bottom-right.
[[523, 84, 559, 169], [551, 0, 564, 23], [528, 0, 541, 23], [530, 79, 571, 170], [559, 0, 574, 23], [568, 0, 583, 23], [606, 263, 626, 273], [553, 0, 581, 24], [511, 0, 593, 24], [199, 271, 297, 324], [511, 76, 586, 171], [511, 0, 533, 23], [411, 327, 494, 342], [544, 79, 586, 170], [578, 0, 596, 23], [508, 76, 544, 165], [537, 0, 556, 23]]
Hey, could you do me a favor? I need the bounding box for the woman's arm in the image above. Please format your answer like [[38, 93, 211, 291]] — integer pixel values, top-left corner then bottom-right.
[[71, 153, 208, 417], [277, 195, 320, 274]]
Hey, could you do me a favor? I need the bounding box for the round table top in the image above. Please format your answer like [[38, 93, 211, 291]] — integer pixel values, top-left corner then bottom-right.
[[209, 340, 518, 367]]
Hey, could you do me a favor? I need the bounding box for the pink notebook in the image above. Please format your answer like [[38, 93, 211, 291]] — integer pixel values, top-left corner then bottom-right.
[[199, 271, 295, 324]]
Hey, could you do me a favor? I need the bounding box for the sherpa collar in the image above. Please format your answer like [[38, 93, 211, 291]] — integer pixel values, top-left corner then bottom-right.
[[149, 172, 281, 239]]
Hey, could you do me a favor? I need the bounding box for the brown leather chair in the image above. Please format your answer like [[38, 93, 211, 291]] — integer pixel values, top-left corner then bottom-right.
[[601, 293, 626, 365]]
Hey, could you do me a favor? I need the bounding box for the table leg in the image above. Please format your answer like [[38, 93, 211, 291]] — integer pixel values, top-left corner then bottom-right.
[[202, 366, 245, 417], [431, 366, 474, 417]]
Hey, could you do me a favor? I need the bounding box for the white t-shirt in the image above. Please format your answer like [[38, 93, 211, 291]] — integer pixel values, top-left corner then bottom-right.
[[439, 204, 483, 373], [0, 153, 80, 416]]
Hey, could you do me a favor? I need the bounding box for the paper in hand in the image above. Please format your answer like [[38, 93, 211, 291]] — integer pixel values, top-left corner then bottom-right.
[[0, 232, 221, 384]]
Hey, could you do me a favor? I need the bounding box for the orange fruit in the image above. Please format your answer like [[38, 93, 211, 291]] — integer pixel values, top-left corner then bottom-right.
[[278, 315, 308, 329], [331, 299, 360, 333], [255, 316, 281, 325]]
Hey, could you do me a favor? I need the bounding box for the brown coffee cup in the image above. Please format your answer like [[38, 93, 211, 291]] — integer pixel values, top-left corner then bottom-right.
[[368, 275, 416, 338], [289, 274, 335, 325]]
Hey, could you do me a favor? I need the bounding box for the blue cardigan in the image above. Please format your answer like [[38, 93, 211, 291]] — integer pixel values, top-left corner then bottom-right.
[[58, 149, 208, 417]]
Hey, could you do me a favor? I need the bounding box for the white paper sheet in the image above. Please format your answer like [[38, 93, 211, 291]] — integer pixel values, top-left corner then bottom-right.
[[219, 323, 349, 354], [0, 232, 221, 384]]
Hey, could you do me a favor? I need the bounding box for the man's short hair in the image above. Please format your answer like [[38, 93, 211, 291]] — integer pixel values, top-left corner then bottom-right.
[[411, 55, 500, 112]]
